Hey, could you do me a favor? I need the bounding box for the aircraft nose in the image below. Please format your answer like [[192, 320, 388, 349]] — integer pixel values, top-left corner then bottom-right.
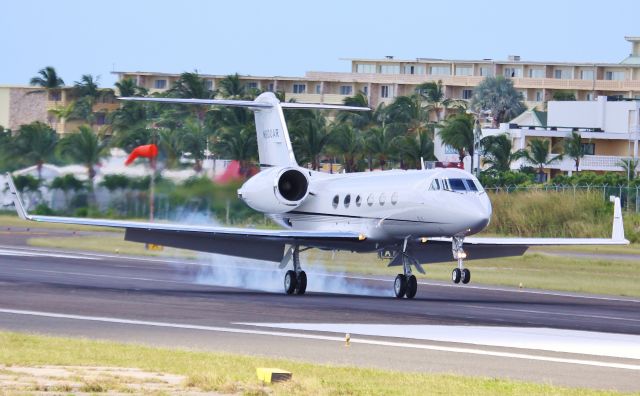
[[468, 195, 492, 233]]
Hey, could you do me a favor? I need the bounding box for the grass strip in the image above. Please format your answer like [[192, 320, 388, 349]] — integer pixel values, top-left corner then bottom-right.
[[0, 331, 632, 396]]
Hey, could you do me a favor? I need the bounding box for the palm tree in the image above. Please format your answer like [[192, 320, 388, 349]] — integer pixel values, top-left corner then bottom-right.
[[416, 80, 466, 122], [385, 95, 430, 137], [392, 130, 435, 169], [618, 158, 639, 181], [114, 78, 148, 97], [169, 72, 216, 122], [329, 124, 363, 173], [179, 118, 210, 172], [438, 113, 475, 165], [29, 66, 65, 99], [58, 125, 109, 199], [215, 126, 258, 176], [50, 174, 84, 210], [289, 111, 333, 170], [471, 76, 526, 126], [74, 74, 101, 99], [480, 134, 518, 172], [338, 92, 386, 129], [157, 128, 183, 169], [552, 90, 576, 101], [515, 138, 563, 182], [10, 122, 58, 181], [218, 73, 246, 98], [48, 103, 75, 128], [365, 126, 394, 170], [563, 131, 585, 173]]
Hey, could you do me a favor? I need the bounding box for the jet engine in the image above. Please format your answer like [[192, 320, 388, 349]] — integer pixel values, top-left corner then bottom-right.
[[238, 167, 310, 213]]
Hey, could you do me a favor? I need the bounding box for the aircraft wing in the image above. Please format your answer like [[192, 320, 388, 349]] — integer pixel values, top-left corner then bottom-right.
[[6, 175, 366, 262], [393, 196, 629, 266]]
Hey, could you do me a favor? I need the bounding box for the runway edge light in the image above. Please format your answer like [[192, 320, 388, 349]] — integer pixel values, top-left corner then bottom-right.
[[256, 368, 292, 384]]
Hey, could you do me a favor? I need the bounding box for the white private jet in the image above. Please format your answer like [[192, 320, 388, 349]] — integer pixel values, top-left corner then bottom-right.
[[6, 92, 629, 298]]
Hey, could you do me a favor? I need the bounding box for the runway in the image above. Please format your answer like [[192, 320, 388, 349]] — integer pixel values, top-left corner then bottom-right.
[[1, 243, 639, 392]]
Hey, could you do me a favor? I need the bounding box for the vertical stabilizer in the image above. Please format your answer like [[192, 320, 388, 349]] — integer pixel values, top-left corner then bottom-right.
[[253, 92, 297, 168]]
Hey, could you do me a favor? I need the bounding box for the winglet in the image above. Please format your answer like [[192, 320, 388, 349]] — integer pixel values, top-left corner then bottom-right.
[[609, 195, 625, 242], [5, 173, 31, 221]]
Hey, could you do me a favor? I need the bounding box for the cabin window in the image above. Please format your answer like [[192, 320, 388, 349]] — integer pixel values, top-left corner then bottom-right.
[[344, 194, 351, 208], [391, 192, 398, 205], [355, 195, 362, 207], [367, 194, 374, 206], [379, 193, 386, 206], [332, 195, 339, 208]]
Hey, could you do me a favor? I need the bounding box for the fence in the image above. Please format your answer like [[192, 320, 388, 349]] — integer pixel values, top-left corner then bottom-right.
[[484, 184, 640, 213]]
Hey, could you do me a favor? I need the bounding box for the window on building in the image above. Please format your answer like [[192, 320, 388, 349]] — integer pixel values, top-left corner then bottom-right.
[[362, 86, 368, 96], [379, 65, 400, 74], [430, 66, 451, 76], [504, 67, 522, 78], [605, 71, 625, 81], [154, 79, 167, 89], [404, 65, 425, 74], [268, 83, 275, 91], [580, 70, 594, 80], [528, 68, 545, 78], [554, 69, 571, 79], [356, 64, 376, 73], [462, 89, 473, 100], [245, 82, 258, 90], [455, 66, 473, 76], [535, 90, 543, 102], [315, 84, 322, 94], [293, 84, 306, 94], [339, 85, 353, 95], [582, 143, 595, 155], [380, 85, 390, 98], [48, 91, 61, 101], [586, 92, 594, 101], [520, 90, 528, 101], [205, 80, 213, 90], [95, 113, 107, 125], [479, 67, 493, 77]]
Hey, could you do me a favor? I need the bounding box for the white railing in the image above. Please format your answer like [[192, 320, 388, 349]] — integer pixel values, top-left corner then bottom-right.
[[512, 155, 633, 172]]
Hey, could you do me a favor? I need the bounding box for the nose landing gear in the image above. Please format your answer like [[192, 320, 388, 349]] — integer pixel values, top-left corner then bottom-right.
[[451, 236, 471, 285]]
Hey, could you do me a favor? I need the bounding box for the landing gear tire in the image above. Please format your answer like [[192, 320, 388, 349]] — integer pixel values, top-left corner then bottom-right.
[[284, 270, 297, 294], [394, 274, 407, 298], [405, 275, 417, 299], [452, 268, 462, 284], [295, 271, 307, 295], [461, 268, 471, 284]]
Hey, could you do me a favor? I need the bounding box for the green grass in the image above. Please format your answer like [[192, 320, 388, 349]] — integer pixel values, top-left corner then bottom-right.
[[0, 331, 633, 396]]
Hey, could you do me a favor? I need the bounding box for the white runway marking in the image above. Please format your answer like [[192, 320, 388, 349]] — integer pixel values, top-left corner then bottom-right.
[[0, 308, 639, 371], [0, 248, 99, 260], [239, 323, 640, 360]]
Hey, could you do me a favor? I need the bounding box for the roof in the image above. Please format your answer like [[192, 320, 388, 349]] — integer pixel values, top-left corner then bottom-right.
[[532, 110, 548, 126]]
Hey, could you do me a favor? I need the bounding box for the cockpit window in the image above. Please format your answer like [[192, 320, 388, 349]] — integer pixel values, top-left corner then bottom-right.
[[463, 179, 478, 191], [448, 178, 467, 192], [429, 179, 441, 191]]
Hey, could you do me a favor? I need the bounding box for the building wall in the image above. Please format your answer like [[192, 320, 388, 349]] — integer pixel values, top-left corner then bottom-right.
[[0, 88, 10, 128], [8, 88, 48, 130], [548, 97, 639, 132]]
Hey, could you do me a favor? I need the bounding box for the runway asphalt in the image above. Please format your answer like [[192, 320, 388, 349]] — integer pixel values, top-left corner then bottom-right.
[[0, 233, 639, 392]]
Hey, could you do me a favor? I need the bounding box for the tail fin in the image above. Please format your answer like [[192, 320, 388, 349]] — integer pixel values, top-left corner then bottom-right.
[[253, 93, 297, 168]]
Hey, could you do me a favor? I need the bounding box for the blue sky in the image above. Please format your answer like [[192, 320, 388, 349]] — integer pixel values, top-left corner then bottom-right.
[[1, 0, 639, 88]]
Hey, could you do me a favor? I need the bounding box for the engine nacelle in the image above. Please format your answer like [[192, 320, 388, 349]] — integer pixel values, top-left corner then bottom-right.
[[238, 167, 310, 214]]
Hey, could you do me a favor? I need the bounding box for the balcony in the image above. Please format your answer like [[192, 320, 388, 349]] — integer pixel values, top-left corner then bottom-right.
[[284, 93, 349, 105], [513, 155, 634, 172], [305, 71, 640, 91]]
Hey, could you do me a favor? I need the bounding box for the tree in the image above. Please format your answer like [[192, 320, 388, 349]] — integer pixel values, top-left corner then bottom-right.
[[179, 118, 210, 172], [416, 80, 466, 122], [29, 66, 65, 99], [563, 131, 585, 173], [50, 174, 84, 208], [169, 72, 216, 122], [480, 134, 518, 172], [552, 90, 576, 101], [114, 78, 148, 97], [58, 125, 109, 201], [214, 126, 258, 176], [365, 126, 394, 170], [74, 74, 101, 99], [10, 122, 58, 181], [328, 124, 363, 173], [338, 92, 387, 129], [438, 113, 475, 164], [618, 158, 639, 181], [471, 76, 526, 126], [385, 95, 430, 136], [392, 130, 435, 169], [218, 73, 246, 98], [289, 111, 333, 170], [515, 138, 562, 181]]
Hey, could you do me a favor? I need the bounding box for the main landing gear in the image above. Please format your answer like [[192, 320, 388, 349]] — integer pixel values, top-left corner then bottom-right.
[[451, 236, 471, 285], [394, 237, 422, 299], [282, 245, 307, 295]]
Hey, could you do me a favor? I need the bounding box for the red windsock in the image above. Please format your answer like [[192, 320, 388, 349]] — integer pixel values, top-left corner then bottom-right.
[[124, 144, 159, 166]]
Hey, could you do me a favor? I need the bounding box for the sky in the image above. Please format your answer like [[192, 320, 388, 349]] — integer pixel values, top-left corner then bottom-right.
[[1, 0, 639, 88]]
